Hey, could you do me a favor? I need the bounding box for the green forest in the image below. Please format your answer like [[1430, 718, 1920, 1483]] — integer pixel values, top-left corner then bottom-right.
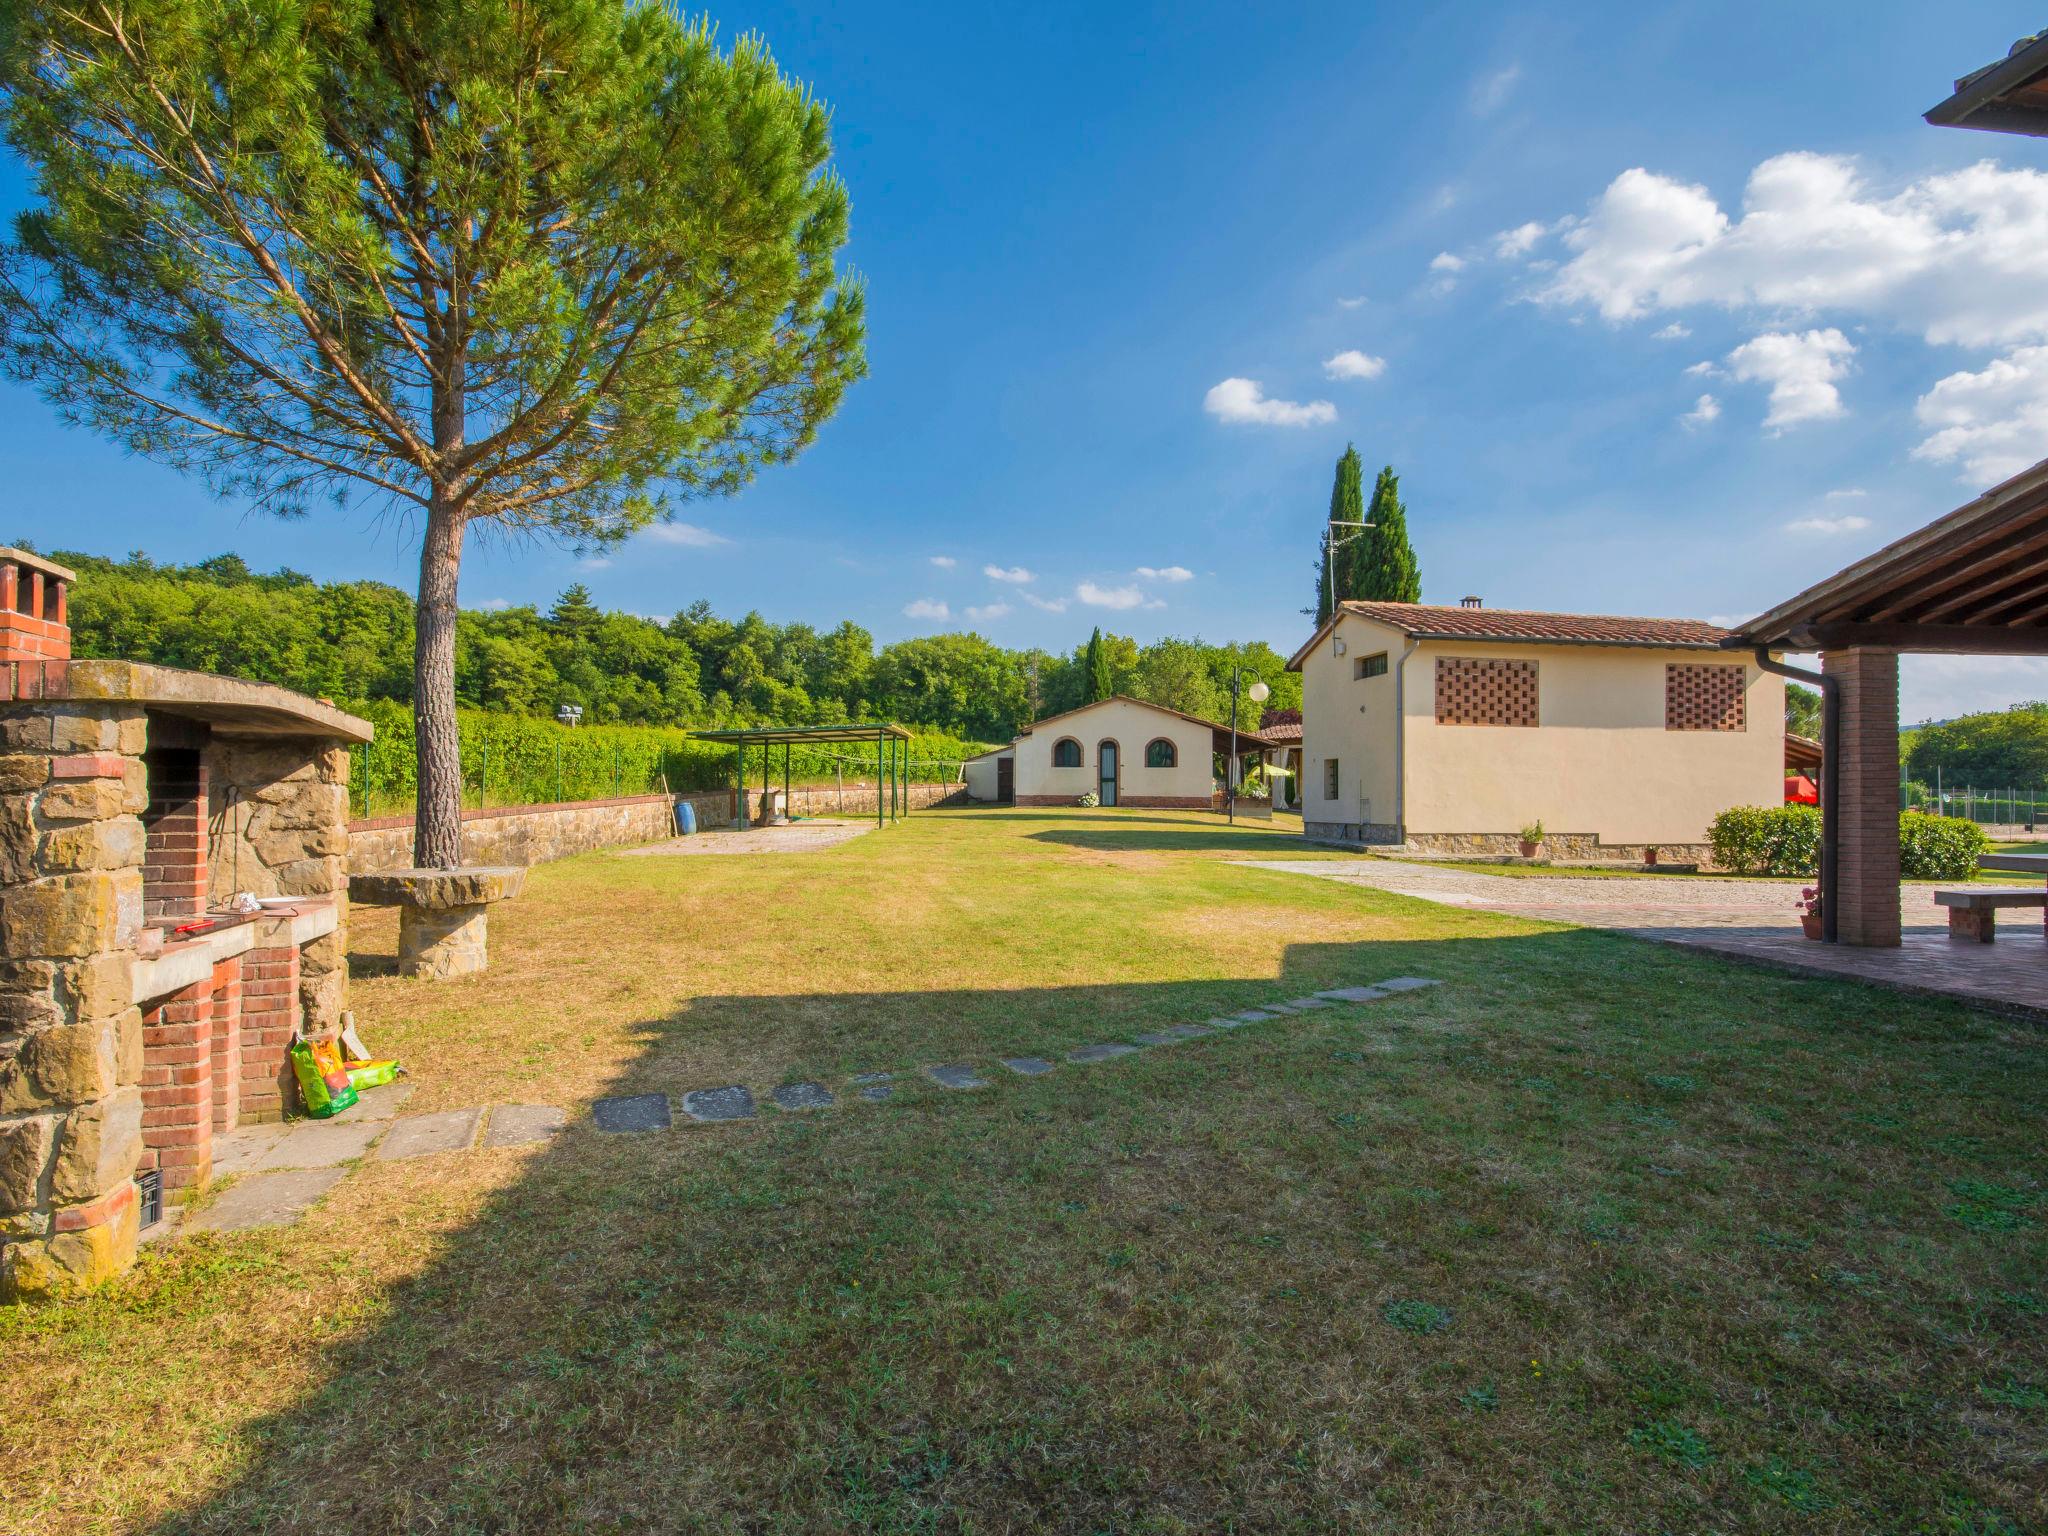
[[45, 547, 1304, 746]]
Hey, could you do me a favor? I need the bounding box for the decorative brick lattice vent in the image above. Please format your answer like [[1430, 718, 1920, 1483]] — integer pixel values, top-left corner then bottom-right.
[[1435, 657, 1539, 727], [1665, 664, 1746, 731]]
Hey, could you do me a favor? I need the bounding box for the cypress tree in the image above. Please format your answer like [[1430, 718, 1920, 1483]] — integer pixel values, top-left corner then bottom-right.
[[1349, 466, 1421, 603], [1083, 627, 1113, 703], [1314, 445, 1366, 625]]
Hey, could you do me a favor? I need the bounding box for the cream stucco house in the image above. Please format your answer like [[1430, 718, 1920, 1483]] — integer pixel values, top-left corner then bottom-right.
[[962, 695, 1267, 808], [1286, 601, 1784, 858]]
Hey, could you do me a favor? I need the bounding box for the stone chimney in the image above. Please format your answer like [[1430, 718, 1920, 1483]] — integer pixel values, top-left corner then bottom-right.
[[1460, 594, 1483, 608], [0, 547, 75, 699]]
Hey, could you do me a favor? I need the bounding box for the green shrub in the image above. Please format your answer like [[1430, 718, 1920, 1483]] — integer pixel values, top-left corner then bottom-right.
[[1899, 811, 1988, 880], [1708, 804, 1987, 880], [1708, 804, 1821, 875]]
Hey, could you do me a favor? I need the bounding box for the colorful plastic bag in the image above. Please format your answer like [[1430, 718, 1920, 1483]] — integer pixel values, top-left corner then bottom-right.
[[290, 1035, 359, 1118], [345, 1059, 402, 1090]]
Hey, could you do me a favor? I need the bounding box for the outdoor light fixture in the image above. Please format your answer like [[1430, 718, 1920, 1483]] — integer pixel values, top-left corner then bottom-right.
[[1226, 673, 1270, 826]]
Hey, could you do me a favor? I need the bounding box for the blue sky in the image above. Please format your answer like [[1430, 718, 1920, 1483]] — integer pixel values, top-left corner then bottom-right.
[[5, 2, 2047, 722]]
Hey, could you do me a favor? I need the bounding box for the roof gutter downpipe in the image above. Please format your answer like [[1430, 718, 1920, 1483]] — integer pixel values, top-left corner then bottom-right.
[[1753, 647, 1838, 944], [1392, 637, 1422, 847]]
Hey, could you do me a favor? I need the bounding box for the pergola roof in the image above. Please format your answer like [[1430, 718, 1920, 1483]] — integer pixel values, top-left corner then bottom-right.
[[1925, 31, 2048, 136], [1722, 454, 2048, 655], [690, 722, 912, 746]]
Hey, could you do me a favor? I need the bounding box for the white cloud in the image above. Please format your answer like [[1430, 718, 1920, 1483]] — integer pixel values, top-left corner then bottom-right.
[[1786, 513, 1872, 535], [928, 555, 957, 569], [1470, 63, 1521, 116], [1682, 393, 1721, 427], [1825, 486, 1868, 499], [1914, 344, 2048, 485], [1494, 221, 1549, 259], [1077, 581, 1147, 611], [640, 522, 730, 548], [476, 598, 513, 612], [1322, 350, 1387, 381], [1725, 328, 1855, 429], [1134, 565, 1194, 582], [1429, 251, 1467, 273], [902, 599, 950, 621], [1683, 360, 1718, 377], [1203, 377, 1336, 427], [577, 555, 613, 570], [1652, 322, 1691, 340], [983, 563, 1034, 584], [1337, 295, 1368, 309], [964, 602, 1011, 622], [1023, 593, 1069, 614]]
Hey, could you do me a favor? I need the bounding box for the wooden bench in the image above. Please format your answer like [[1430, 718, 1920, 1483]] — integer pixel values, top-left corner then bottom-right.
[[1933, 886, 2048, 942]]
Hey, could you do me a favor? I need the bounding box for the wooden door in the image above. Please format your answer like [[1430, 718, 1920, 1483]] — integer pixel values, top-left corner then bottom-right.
[[1098, 741, 1119, 806], [996, 755, 1014, 804]]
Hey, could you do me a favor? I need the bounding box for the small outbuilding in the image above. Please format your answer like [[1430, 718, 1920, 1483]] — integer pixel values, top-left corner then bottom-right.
[[964, 696, 1267, 809]]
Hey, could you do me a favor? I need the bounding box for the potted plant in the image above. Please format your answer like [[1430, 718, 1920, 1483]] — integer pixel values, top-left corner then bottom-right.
[[1643, 845, 1660, 867], [1796, 887, 1823, 940], [1517, 819, 1544, 859]]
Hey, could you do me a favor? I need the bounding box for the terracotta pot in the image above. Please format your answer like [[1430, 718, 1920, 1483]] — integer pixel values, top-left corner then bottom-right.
[[1800, 912, 1824, 940], [1518, 839, 1540, 859], [1643, 847, 1660, 866]]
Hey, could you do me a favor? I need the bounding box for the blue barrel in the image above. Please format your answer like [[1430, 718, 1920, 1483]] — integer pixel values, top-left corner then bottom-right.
[[675, 800, 697, 836]]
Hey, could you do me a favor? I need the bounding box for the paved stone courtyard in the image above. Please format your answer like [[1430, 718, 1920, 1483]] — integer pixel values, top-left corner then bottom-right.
[[155, 979, 1440, 1241], [1247, 857, 2048, 1020]]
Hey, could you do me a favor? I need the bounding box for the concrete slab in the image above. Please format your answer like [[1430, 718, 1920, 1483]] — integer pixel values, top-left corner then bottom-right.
[[209, 1121, 289, 1179], [1284, 997, 1333, 1010], [1378, 977, 1442, 992], [377, 1107, 485, 1158], [1257, 1001, 1301, 1014], [849, 1071, 894, 1085], [252, 1116, 385, 1172], [188, 1168, 346, 1233], [858, 1083, 895, 1102], [1067, 1042, 1138, 1064], [1231, 1009, 1281, 1024], [1133, 1024, 1214, 1047], [682, 1085, 756, 1123], [926, 1063, 988, 1090], [773, 1082, 835, 1111], [591, 1093, 673, 1133], [348, 1081, 417, 1121], [1316, 986, 1391, 1004], [483, 1104, 567, 1148], [1001, 1057, 1055, 1076]]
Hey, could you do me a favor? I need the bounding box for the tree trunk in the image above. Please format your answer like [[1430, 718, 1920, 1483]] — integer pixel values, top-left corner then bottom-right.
[[413, 495, 466, 868]]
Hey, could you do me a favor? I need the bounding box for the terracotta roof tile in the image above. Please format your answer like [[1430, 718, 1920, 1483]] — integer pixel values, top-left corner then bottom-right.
[[1258, 722, 1303, 743], [1338, 602, 1731, 648]]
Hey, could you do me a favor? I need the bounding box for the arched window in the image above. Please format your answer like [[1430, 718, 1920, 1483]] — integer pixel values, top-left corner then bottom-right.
[[1144, 737, 1177, 769], [1051, 737, 1082, 768]]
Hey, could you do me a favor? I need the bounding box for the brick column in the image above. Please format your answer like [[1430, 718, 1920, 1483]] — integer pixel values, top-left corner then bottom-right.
[[209, 956, 242, 1133], [1824, 647, 1901, 948], [139, 978, 213, 1199], [238, 945, 301, 1123]]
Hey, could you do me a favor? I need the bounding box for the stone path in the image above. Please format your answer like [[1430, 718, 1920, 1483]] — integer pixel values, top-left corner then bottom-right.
[[1244, 857, 2048, 1022], [167, 977, 1443, 1241]]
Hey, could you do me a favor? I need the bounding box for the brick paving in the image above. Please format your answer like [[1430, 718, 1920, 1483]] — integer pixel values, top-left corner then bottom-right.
[[1245, 858, 2048, 1021]]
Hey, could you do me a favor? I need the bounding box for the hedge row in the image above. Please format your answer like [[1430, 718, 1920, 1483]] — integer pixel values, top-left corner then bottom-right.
[[1708, 804, 1988, 880], [346, 700, 991, 818]]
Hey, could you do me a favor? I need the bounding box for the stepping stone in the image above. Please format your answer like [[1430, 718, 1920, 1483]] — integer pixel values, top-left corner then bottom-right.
[[377, 1107, 485, 1158], [682, 1085, 755, 1123], [1002, 1057, 1055, 1076], [773, 1082, 835, 1111], [348, 1081, 417, 1121], [1231, 1009, 1280, 1024], [849, 1071, 894, 1085], [858, 1083, 895, 1103], [253, 1116, 385, 1172], [1284, 997, 1333, 1011], [1134, 1024, 1213, 1047], [483, 1104, 567, 1148], [592, 1093, 673, 1133], [1377, 977, 1442, 992], [926, 1063, 988, 1090], [188, 1168, 345, 1233], [1258, 1001, 1301, 1014], [1067, 1042, 1138, 1064], [1207, 1015, 1254, 1030], [1316, 986, 1391, 1004]]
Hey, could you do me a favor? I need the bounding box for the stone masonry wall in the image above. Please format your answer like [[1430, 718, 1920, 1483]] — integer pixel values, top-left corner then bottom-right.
[[347, 793, 706, 873], [0, 700, 148, 1302], [207, 737, 350, 1038]]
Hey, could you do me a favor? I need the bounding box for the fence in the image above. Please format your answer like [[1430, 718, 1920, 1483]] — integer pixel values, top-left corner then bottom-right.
[[1901, 781, 2048, 831]]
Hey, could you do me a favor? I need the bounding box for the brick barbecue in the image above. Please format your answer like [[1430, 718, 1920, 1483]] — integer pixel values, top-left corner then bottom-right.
[[0, 548, 372, 1301]]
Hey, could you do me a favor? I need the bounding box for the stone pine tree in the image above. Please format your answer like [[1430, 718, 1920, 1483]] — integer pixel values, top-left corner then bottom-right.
[[0, 0, 867, 867], [1349, 466, 1421, 603], [1083, 627, 1113, 703], [1313, 444, 1366, 625]]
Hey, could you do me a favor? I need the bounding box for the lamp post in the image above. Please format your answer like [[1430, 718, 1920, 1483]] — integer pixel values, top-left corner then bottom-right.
[[1227, 670, 1270, 825]]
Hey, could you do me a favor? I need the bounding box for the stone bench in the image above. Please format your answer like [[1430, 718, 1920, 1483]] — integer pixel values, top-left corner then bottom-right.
[[349, 866, 525, 978], [1934, 886, 2048, 943]]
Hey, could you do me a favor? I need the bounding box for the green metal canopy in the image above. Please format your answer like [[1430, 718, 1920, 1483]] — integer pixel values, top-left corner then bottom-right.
[[690, 722, 917, 829]]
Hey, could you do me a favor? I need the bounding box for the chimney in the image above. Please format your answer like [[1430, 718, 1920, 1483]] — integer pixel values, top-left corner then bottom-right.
[[1460, 594, 1483, 608], [0, 547, 74, 699]]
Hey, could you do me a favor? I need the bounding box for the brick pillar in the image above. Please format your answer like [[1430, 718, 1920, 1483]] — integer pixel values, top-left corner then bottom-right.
[[140, 978, 213, 1199], [1824, 647, 1901, 948], [209, 956, 242, 1133], [238, 945, 301, 1123]]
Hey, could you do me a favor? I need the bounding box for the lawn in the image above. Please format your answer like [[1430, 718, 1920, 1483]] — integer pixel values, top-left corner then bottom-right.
[[4, 807, 2044, 1534]]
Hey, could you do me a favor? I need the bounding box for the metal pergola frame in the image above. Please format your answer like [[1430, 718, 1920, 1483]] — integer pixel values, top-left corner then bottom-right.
[[689, 723, 917, 831]]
